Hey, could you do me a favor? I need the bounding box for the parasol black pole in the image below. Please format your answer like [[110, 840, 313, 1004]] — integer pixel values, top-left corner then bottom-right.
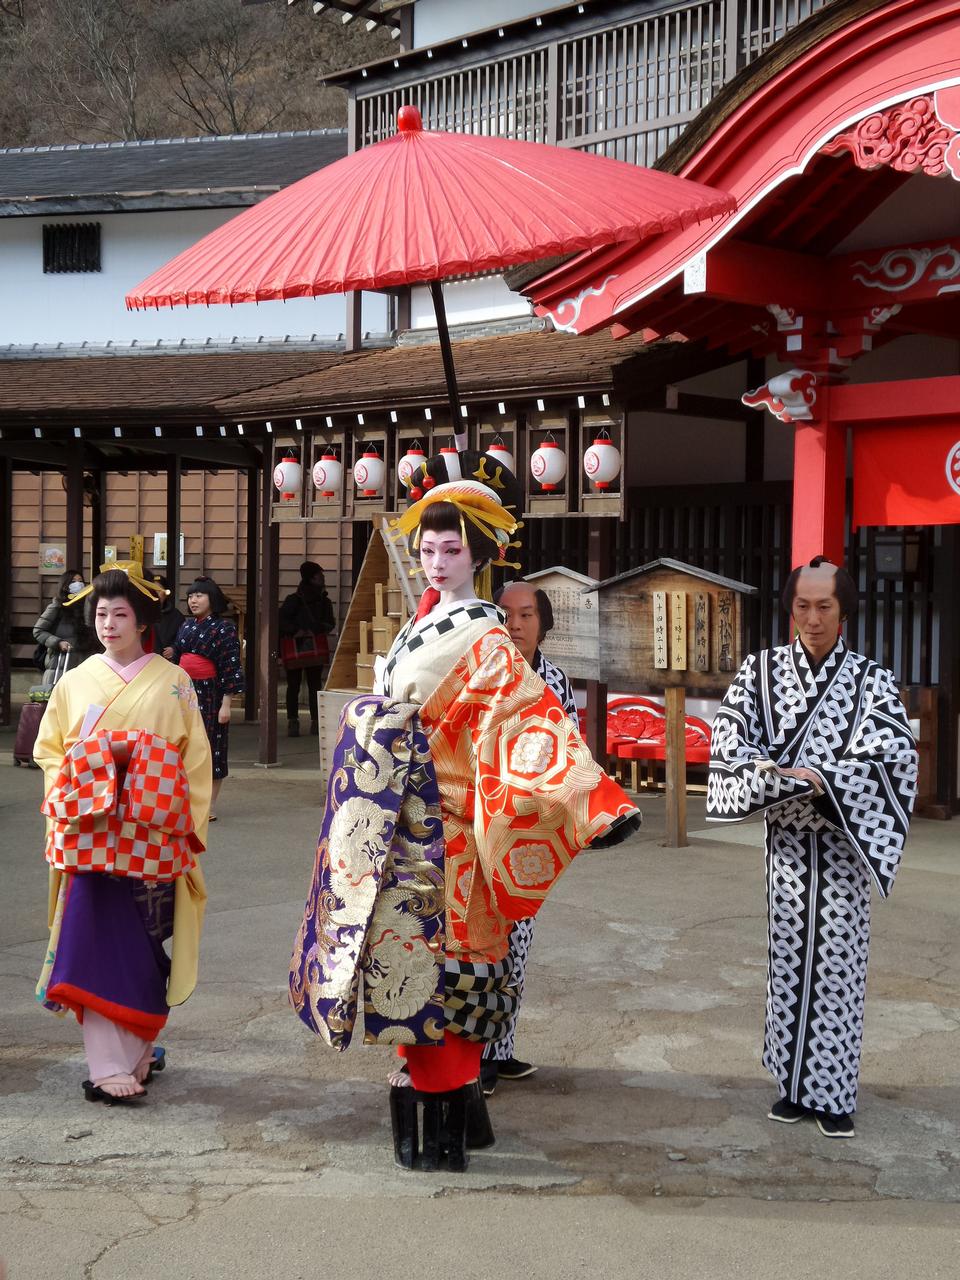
[[430, 280, 468, 451]]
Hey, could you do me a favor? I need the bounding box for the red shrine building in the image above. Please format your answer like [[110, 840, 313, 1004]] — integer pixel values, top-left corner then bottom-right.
[[523, 0, 960, 812]]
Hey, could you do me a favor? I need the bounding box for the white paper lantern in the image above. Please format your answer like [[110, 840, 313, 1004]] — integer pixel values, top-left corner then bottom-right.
[[354, 448, 385, 497], [486, 439, 515, 473], [312, 452, 342, 499], [439, 446, 462, 481], [398, 442, 427, 489], [273, 451, 302, 503], [530, 439, 567, 492], [583, 435, 622, 490]]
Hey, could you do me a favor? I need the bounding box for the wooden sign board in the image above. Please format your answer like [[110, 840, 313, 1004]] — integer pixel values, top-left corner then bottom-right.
[[652, 592, 668, 668], [589, 559, 755, 696], [670, 591, 687, 670], [524, 566, 599, 681], [693, 593, 710, 671]]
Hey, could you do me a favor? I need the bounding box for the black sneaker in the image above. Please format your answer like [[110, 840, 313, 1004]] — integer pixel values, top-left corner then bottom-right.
[[480, 1061, 498, 1097], [768, 1097, 809, 1124], [815, 1111, 855, 1139], [496, 1057, 537, 1081]]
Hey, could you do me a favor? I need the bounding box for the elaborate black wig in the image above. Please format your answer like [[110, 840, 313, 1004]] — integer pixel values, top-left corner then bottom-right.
[[88, 568, 161, 628], [404, 447, 523, 569]]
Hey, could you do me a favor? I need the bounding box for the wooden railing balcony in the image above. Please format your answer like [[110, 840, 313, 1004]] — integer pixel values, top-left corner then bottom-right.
[[354, 0, 832, 165]]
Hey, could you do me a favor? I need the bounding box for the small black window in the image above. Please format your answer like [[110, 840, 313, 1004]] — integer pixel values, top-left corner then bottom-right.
[[43, 223, 101, 273]]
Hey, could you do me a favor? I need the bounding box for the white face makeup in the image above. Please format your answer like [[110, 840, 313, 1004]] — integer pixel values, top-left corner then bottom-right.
[[95, 596, 145, 665], [419, 530, 476, 600]]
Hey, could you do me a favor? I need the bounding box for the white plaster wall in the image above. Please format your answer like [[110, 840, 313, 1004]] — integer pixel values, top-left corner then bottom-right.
[[0, 208, 386, 346], [410, 275, 531, 328], [412, 0, 546, 47]]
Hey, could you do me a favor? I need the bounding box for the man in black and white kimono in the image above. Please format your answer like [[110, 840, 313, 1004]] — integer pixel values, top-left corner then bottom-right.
[[481, 580, 579, 1095], [707, 558, 918, 1139]]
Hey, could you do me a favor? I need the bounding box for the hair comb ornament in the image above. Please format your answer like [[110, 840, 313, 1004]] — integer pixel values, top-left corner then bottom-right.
[[65, 561, 168, 608]]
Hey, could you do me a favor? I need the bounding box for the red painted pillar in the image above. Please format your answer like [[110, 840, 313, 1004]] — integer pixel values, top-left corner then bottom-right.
[[791, 391, 846, 566]]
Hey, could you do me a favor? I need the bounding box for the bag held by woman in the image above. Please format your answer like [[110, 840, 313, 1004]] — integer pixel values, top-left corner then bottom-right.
[[280, 631, 329, 669]]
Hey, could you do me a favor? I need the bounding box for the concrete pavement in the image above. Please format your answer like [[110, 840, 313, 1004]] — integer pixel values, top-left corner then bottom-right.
[[1, 719, 958, 1278]]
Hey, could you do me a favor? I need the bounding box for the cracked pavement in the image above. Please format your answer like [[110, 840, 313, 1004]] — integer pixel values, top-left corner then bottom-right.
[[2, 723, 958, 1278]]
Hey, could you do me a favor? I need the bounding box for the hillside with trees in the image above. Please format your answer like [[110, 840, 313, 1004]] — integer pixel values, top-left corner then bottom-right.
[[0, 0, 393, 147]]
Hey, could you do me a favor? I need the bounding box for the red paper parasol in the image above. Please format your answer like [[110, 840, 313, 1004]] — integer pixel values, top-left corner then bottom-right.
[[127, 107, 735, 446]]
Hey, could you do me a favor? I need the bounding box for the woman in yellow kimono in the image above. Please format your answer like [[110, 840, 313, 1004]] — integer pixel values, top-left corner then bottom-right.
[[35, 566, 211, 1105], [290, 449, 639, 1169]]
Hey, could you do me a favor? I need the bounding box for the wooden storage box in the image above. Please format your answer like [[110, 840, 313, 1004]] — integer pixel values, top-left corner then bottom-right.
[[315, 689, 356, 783]]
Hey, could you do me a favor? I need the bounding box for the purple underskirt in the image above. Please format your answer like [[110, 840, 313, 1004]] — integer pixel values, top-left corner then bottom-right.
[[47, 873, 173, 1033]]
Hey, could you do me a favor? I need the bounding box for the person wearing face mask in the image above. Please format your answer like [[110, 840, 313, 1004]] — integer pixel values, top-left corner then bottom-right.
[[33, 570, 99, 680], [290, 448, 640, 1173]]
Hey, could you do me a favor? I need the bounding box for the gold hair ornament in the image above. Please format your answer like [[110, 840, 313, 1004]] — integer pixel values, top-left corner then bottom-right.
[[392, 484, 519, 548], [64, 561, 168, 608]]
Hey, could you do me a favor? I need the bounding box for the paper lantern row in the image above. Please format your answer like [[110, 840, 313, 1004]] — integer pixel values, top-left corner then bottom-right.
[[272, 449, 382, 502], [529, 434, 621, 492], [274, 434, 621, 502]]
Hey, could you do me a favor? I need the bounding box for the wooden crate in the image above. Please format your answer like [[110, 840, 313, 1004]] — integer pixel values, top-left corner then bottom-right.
[[315, 688, 356, 783]]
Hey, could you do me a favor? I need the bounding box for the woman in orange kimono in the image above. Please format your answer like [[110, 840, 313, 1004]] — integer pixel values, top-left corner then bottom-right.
[[290, 449, 638, 1169]]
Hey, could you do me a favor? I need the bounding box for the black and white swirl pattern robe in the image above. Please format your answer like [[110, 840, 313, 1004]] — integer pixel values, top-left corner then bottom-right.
[[706, 637, 918, 1115]]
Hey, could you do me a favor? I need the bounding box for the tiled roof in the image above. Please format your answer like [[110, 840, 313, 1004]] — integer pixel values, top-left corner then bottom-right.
[[217, 327, 667, 415], [0, 350, 360, 424], [0, 130, 347, 215], [0, 329, 684, 428]]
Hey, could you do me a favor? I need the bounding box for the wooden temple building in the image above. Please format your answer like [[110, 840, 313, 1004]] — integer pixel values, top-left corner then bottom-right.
[[1, 0, 958, 812]]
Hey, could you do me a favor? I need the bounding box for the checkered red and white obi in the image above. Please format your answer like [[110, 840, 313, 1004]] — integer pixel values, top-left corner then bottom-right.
[[42, 730, 203, 882]]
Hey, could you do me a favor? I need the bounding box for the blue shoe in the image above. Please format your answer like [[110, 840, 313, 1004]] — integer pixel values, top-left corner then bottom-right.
[[146, 1047, 166, 1082]]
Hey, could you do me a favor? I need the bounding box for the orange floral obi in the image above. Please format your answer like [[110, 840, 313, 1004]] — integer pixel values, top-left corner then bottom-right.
[[42, 729, 202, 882]]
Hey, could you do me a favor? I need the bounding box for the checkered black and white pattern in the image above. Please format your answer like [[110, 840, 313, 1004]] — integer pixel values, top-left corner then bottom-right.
[[483, 918, 535, 1060], [380, 599, 503, 691], [444, 955, 519, 1042], [707, 638, 918, 1115]]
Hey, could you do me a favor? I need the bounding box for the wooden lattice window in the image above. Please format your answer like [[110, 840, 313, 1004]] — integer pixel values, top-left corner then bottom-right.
[[42, 223, 102, 273]]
